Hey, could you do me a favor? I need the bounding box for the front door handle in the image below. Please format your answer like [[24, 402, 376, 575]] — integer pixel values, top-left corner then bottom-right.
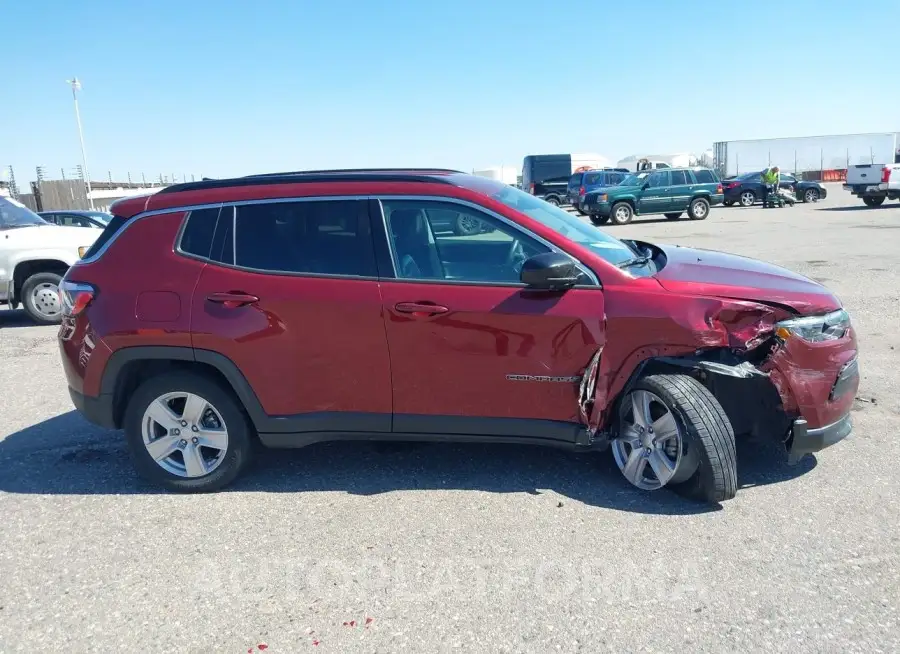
[[207, 292, 259, 308], [395, 302, 449, 315]]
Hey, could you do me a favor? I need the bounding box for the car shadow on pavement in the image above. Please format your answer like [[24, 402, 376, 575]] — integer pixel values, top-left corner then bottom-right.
[[0, 309, 39, 328], [0, 411, 816, 515], [816, 205, 894, 212]]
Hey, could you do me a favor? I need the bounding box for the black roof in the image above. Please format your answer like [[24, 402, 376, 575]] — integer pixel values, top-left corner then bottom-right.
[[157, 168, 465, 195]]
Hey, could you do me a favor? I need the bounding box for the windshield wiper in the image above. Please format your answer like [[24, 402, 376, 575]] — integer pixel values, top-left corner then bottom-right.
[[616, 255, 653, 269]]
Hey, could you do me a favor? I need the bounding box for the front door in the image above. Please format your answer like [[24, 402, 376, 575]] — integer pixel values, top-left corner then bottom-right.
[[637, 170, 672, 214], [375, 198, 606, 442], [190, 198, 393, 435]]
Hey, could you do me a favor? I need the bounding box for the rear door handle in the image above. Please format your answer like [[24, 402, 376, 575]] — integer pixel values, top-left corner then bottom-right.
[[206, 292, 259, 308], [395, 302, 449, 315]]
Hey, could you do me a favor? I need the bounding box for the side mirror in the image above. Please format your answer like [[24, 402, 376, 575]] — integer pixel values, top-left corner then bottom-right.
[[520, 252, 580, 290]]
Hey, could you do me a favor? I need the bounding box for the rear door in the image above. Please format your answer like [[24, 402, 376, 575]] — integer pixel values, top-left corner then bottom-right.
[[667, 170, 693, 210], [637, 170, 672, 213], [374, 197, 606, 442], [190, 198, 393, 435]]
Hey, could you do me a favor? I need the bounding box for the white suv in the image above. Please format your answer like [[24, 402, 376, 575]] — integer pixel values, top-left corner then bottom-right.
[[0, 197, 100, 324]]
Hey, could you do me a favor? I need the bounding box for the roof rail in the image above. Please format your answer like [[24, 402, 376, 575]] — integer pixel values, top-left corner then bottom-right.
[[157, 169, 461, 195]]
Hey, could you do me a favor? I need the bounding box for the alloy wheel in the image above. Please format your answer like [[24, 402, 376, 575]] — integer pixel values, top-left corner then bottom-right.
[[141, 392, 229, 478]]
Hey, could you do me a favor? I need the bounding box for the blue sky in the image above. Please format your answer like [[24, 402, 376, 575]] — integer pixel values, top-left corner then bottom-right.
[[3, 0, 899, 183]]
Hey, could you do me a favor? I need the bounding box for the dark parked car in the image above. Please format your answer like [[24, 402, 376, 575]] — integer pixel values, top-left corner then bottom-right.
[[566, 169, 629, 214], [582, 168, 724, 225], [39, 210, 112, 229], [722, 172, 827, 207], [59, 168, 857, 504]]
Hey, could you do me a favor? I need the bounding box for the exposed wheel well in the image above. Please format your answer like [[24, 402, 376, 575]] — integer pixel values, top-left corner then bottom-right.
[[111, 358, 249, 432], [13, 260, 70, 302]]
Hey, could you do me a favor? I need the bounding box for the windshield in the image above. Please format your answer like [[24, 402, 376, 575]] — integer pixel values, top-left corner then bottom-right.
[[487, 184, 639, 266], [620, 172, 650, 186], [0, 197, 49, 229]]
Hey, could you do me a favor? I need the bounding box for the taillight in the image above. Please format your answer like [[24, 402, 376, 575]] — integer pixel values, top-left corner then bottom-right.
[[60, 281, 95, 317], [716, 184, 724, 193], [882, 167, 892, 183], [579, 186, 585, 196], [528, 183, 535, 194]]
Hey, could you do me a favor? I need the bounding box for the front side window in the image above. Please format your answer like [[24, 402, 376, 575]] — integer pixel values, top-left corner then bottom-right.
[[0, 197, 48, 229], [229, 200, 376, 277], [646, 171, 669, 188], [382, 199, 554, 284]]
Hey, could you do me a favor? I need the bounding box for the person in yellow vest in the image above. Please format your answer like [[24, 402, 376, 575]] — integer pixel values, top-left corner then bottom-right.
[[761, 166, 780, 208]]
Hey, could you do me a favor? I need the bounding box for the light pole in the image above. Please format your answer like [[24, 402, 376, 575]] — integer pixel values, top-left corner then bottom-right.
[[66, 77, 95, 209]]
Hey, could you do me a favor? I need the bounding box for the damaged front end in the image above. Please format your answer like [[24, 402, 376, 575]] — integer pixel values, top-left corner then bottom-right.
[[577, 299, 858, 463]]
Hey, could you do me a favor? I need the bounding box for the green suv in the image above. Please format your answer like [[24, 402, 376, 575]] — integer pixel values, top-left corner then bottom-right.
[[581, 167, 724, 225]]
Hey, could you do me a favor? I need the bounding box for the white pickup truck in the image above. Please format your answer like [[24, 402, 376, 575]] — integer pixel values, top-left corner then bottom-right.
[[843, 163, 900, 207], [0, 197, 100, 324]]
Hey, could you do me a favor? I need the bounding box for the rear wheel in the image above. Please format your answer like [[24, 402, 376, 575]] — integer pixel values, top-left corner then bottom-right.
[[544, 196, 561, 207], [739, 190, 756, 207], [687, 198, 710, 220], [664, 212, 682, 220], [590, 214, 610, 225], [21, 272, 64, 324], [124, 371, 254, 492], [612, 374, 737, 504], [863, 195, 885, 207], [453, 214, 483, 236], [610, 202, 634, 225]]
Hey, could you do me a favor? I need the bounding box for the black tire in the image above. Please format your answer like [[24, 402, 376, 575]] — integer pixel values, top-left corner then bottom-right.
[[723, 200, 735, 207], [863, 195, 885, 207], [630, 374, 737, 504], [687, 197, 710, 220], [544, 196, 561, 207], [803, 188, 820, 203], [664, 212, 682, 220], [739, 190, 756, 207], [123, 371, 254, 492], [610, 202, 633, 225], [590, 214, 610, 225], [21, 272, 64, 325], [452, 214, 482, 236]]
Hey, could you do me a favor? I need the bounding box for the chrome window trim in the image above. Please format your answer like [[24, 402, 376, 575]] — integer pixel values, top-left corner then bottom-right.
[[375, 195, 601, 287], [85, 193, 600, 288]]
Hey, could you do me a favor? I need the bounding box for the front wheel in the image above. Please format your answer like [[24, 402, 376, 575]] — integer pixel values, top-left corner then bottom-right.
[[610, 202, 634, 225], [612, 374, 737, 504], [124, 372, 254, 492], [21, 272, 64, 324], [664, 212, 682, 220], [687, 197, 710, 220], [863, 195, 885, 207], [453, 214, 483, 236], [803, 188, 820, 203]]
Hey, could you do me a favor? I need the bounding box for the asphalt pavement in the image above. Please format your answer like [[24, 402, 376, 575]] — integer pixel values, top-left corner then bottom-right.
[[1, 186, 898, 653]]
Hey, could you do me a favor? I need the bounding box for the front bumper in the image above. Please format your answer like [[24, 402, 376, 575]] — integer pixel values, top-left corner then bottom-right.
[[69, 387, 116, 430], [817, 186, 828, 199], [584, 200, 611, 215], [788, 413, 852, 464]]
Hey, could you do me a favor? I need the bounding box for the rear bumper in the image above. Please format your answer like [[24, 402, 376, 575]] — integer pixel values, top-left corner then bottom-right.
[[68, 387, 116, 430], [788, 413, 852, 463]]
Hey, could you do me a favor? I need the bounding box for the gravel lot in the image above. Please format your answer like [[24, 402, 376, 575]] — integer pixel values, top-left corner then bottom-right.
[[1, 186, 898, 653]]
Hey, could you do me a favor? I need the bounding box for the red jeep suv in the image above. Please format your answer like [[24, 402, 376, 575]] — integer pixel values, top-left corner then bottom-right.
[[57, 169, 859, 503]]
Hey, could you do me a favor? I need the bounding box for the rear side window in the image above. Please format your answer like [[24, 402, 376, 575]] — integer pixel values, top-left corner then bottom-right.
[[609, 172, 626, 184], [692, 169, 717, 183], [670, 170, 689, 185], [81, 215, 132, 259], [231, 199, 376, 277], [567, 173, 582, 188], [584, 172, 603, 185], [179, 208, 219, 259]]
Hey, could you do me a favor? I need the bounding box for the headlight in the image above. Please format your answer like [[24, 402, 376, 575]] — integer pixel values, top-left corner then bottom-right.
[[78, 246, 88, 258], [775, 309, 850, 342]]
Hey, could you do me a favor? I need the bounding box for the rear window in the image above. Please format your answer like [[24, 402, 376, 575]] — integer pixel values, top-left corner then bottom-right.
[[693, 169, 718, 183], [81, 214, 132, 259]]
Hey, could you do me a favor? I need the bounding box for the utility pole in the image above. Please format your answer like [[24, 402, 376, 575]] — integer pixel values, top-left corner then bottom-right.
[[66, 77, 95, 209]]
